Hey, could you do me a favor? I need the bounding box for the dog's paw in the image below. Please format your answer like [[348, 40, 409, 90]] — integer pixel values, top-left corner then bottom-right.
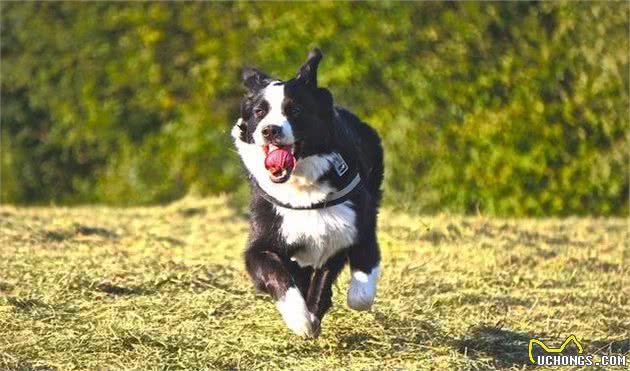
[[309, 312, 321, 339], [276, 287, 317, 338], [347, 266, 380, 311], [231, 118, 248, 142]]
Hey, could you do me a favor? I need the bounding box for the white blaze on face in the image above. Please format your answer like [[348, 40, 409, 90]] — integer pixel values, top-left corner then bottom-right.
[[253, 82, 295, 145]]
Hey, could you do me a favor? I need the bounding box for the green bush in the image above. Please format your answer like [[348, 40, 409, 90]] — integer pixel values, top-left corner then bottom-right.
[[1, 2, 628, 216]]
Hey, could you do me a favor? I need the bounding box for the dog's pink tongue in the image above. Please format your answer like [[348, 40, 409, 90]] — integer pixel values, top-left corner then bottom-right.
[[264, 148, 295, 175]]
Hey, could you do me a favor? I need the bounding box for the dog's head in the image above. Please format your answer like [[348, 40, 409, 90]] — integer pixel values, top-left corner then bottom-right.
[[239, 48, 335, 183]]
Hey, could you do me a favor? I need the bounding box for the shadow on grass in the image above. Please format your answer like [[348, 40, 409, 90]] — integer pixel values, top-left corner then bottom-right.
[[1, 359, 56, 371], [95, 282, 156, 296], [455, 325, 534, 369], [588, 338, 630, 354], [189, 264, 248, 295], [334, 311, 616, 370], [41, 224, 119, 242], [177, 207, 207, 217], [6, 296, 52, 311], [5, 296, 77, 314], [74, 224, 119, 239], [458, 330, 630, 369], [5, 295, 79, 324], [338, 309, 452, 354], [337, 332, 379, 351], [0, 280, 14, 292]]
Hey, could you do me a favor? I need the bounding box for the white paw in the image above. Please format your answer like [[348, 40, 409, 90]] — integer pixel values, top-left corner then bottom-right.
[[347, 266, 380, 311], [276, 287, 316, 337]]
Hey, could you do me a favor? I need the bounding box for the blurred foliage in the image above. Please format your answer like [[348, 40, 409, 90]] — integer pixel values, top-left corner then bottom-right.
[[1, 2, 628, 216]]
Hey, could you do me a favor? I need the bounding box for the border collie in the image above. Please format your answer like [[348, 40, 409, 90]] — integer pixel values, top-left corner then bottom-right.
[[231, 48, 383, 338]]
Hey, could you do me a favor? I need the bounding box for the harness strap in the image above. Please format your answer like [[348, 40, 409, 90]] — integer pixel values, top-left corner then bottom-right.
[[257, 173, 362, 210]]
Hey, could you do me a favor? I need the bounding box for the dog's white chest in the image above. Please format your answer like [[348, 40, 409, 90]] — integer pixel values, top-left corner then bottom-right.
[[275, 201, 357, 268]]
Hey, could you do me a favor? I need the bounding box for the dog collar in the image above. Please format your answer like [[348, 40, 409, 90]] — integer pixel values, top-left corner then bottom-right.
[[257, 172, 362, 210]]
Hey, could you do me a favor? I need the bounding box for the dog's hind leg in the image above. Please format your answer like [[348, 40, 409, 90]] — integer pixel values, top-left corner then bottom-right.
[[347, 231, 381, 311], [245, 245, 317, 338]]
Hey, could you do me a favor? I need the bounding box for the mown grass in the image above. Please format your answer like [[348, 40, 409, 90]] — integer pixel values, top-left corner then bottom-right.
[[1, 196, 628, 370]]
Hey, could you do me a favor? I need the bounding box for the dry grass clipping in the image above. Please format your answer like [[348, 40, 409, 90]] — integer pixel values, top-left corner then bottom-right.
[[1, 196, 628, 370]]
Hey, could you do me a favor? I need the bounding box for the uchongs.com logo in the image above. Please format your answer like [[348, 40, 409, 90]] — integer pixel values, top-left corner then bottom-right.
[[528, 335, 627, 367]]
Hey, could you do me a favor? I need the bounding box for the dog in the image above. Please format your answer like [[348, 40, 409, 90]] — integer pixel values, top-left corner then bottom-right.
[[231, 48, 383, 338]]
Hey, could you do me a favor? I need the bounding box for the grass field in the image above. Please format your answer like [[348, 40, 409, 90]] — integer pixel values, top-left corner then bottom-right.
[[1, 196, 628, 370]]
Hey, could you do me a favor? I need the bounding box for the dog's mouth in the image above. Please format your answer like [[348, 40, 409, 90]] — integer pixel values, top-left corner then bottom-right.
[[263, 141, 304, 183]]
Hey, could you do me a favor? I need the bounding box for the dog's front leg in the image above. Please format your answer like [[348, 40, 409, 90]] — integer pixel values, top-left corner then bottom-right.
[[305, 251, 347, 336], [347, 232, 381, 311], [245, 245, 317, 338]]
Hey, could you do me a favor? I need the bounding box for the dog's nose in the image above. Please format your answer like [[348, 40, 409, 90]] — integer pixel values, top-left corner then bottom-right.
[[261, 125, 282, 140]]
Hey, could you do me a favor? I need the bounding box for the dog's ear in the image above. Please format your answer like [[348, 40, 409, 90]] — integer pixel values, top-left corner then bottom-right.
[[242, 67, 272, 91], [295, 48, 323, 87]]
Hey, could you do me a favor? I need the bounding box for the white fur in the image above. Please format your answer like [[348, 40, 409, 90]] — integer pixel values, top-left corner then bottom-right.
[[252, 82, 295, 146], [232, 119, 359, 268], [277, 201, 357, 268], [275, 287, 316, 337], [347, 265, 380, 311], [233, 122, 342, 208]]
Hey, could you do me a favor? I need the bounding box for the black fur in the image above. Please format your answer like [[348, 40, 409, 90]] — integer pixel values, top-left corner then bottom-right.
[[234, 49, 384, 337]]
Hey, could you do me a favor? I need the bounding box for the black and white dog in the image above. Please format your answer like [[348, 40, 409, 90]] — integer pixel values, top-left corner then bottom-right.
[[231, 48, 383, 338]]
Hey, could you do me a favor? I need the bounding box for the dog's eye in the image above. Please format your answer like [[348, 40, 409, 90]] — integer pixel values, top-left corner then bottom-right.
[[288, 106, 302, 117], [254, 108, 266, 119]]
